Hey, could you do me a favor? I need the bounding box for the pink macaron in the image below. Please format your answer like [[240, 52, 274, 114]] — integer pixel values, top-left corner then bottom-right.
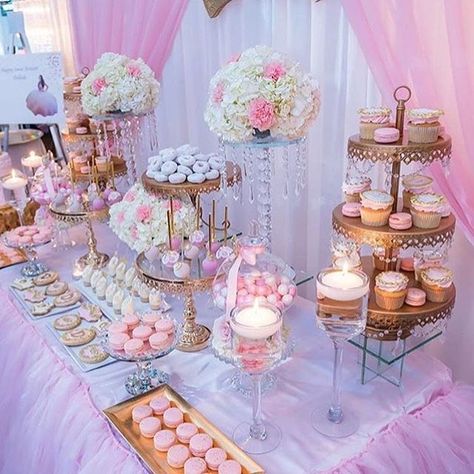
[[153, 429, 177, 452], [155, 318, 175, 335], [374, 127, 400, 143], [184, 457, 208, 474], [389, 212, 412, 230], [108, 321, 128, 335], [189, 433, 213, 458], [149, 395, 170, 415], [109, 332, 130, 351], [149, 332, 170, 351], [142, 312, 162, 327], [218, 460, 242, 474], [132, 404, 153, 423], [205, 447, 227, 470], [405, 287, 426, 307], [139, 416, 161, 438], [342, 202, 362, 217], [123, 338, 144, 355], [176, 422, 199, 444], [163, 407, 184, 428], [167, 444, 191, 469], [132, 325, 153, 341], [122, 313, 140, 330]]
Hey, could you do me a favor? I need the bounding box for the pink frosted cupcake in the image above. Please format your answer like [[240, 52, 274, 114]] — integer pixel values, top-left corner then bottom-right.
[[360, 190, 394, 227], [358, 107, 391, 139], [407, 108, 444, 143], [342, 176, 371, 203], [410, 193, 445, 229], [402, 174, 433, 209], [374, 271, 409, 310]]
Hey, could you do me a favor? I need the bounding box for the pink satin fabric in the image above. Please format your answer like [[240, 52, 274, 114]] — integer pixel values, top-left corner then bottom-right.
[[68, 0, 188, 76], [341, 0, 474, 244]]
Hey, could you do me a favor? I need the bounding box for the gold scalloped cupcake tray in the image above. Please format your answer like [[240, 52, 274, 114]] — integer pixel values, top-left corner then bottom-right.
[[49, 203, 109, 224], [332, 203, 456, 250], [103, 384, 264, 474], [142, 162, 242, 198], [72, 158, 127, 182], [362, 256, 455, 341], [347, 133, 452, 165]]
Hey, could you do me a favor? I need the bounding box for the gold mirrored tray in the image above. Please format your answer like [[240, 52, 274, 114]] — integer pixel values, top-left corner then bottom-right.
[[142, 162, 241, 198], [104, 384, 264, 474], [347, 133, 452, 165], [0, 128, 43, 145], [332, 203, 456, 250]]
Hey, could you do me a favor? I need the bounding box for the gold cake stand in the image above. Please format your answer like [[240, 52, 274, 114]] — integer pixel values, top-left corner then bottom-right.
[[49, 204, 110, 274], [142, 162, 242, 200], [135, 252, 214, 352]]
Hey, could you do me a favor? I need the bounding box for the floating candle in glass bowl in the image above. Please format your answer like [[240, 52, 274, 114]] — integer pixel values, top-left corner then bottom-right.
[[317, 264, 370, 301], [1, 169, 28, 205], [21, 151, 43, 169]]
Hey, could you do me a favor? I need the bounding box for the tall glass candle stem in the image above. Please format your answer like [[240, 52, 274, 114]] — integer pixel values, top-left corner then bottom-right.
[[328, 339, 344, 423], [250, 374, 266, 440]]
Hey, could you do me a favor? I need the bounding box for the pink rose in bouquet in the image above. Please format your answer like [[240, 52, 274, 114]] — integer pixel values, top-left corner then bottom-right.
[[248, 98, 275, 131]]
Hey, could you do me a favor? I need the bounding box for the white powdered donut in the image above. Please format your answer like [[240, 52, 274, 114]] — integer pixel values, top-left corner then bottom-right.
[[205, 169, 219, 180], [209, 157, 225, 171], [161, 152, 177, 162], [177, 155, 196, 167], [194, 153, 209, 162], [187, 173, 206, 184], [152, 173, 169, 182], [168, 172, 186, 184], [192, 161, 210, 174], [161, 161, 178, 176], [177, 144, 199, 155], [159, 148, 177, 160], [177, 165, 192, 176], [146, 169, 156, 178], [148, 155, 162, 166]]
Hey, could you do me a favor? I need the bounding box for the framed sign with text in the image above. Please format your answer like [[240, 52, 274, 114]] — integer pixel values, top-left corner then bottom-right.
[[0, 52, 64, 124]]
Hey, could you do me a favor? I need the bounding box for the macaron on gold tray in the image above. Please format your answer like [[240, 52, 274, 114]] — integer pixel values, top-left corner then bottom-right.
[[103, 384, 264, 474]]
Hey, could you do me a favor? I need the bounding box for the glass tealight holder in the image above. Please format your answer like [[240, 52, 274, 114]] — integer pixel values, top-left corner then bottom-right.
[[313, 267, 370, 438], [230, 302, 283, 454]]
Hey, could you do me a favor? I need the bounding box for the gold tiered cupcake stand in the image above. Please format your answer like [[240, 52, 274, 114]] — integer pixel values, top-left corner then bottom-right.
[[49, 204, 109, 274], [332, 86, 456, 341], [135, 164, 242, 352]]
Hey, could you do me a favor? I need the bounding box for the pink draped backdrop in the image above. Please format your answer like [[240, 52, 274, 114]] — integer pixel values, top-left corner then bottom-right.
[[341, 0, 474, 244], [68, 0, 189, 76]]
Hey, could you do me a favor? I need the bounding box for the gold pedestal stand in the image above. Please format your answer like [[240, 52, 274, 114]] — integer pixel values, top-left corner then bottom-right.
[[49, 205, 109, 275], [135, 252, 214, 352]]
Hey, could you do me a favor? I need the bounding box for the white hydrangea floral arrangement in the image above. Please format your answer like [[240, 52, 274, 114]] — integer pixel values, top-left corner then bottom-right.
[[109, 183, 196, 253], [204, 45, 321, 142], [81, 52, 160, 116]]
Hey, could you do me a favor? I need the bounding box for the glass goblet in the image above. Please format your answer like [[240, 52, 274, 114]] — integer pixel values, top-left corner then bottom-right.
[[312, 267, 370, 438], [229, 302, 283, 454]]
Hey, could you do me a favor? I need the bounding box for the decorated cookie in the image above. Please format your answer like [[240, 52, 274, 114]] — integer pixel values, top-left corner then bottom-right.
[[60, 327, 96, 346], [11, 277, 34, 291], [46, 280, 69, 296], [24, 288, 46, 303], [78, 344, 108, 364], [94, 320, 111, 333], [79, 303, 102, 322], [33, 271, 58, 286], [53, 313, 81, 331], [31, 301, 54, 316], [54, 289, 81, 307]]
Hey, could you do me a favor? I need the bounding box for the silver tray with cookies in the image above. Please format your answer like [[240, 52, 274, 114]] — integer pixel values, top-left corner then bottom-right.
[[47, 298, 117, 372], [9, 272, 83, 320]]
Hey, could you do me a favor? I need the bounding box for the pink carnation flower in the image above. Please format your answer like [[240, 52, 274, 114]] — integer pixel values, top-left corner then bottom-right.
[[117, 211, 125, 224], [136, 205, 152, 222], [248, 98, 275, 131], [264, 62, 286, 81], [127, 63, 141, 77], [162, 200, 182, 212], [124, 191, 135, 202], [92, 78, 107, 95], [212, 82, 224, 103]]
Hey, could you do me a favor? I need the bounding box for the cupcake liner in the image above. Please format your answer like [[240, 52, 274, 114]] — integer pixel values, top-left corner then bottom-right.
[[360, 206, 392, 227], [374, 287, 407, 310], [411, 209, 441, 229], [408, 123, 439, 144], [359, 122, 385, 140], [421, 281, 451, 303], [345, 192, 360, 203]]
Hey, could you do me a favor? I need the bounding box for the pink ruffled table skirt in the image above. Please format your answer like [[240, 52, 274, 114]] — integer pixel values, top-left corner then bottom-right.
[[1, 225, 474, 473]]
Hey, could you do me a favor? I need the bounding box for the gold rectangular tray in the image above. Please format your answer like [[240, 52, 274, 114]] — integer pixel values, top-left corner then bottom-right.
[[103, 385, 264, 474]]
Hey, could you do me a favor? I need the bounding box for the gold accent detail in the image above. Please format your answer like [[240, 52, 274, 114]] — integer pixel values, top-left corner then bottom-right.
[[104, 384, 264, 474], [142, 162, 242, 199], [332, 203, 455, 250], [203, 0, 232, 18], [361, 256, 455, 341], [135, 253, 213, 352]]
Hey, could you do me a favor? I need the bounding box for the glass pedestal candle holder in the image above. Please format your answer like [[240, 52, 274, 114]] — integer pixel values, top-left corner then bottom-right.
[[313, 267, 370, 438], [229, 302, 283, 454]]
